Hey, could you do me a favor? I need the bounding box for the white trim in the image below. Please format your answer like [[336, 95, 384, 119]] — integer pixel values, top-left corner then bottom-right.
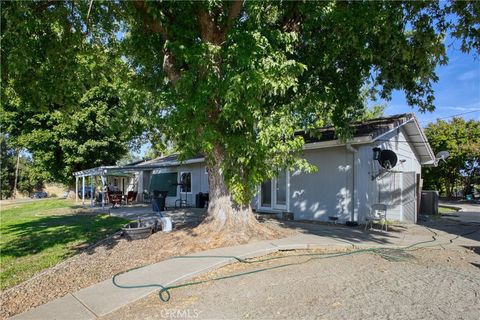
[[257, 170, 289, 212], [409, 117, 436, 166], [179, 171, 192, 194], [303, 136, 372, 150], [371, 118, 414, 143], [273, 171, 288, 210]]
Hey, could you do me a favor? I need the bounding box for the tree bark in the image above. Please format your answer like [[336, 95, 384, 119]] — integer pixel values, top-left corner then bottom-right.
[[12, 149, 20, 199], [202, 143, 257, 231]]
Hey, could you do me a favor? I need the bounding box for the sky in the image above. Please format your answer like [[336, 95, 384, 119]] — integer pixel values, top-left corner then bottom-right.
[[383, 41, 480, 127]]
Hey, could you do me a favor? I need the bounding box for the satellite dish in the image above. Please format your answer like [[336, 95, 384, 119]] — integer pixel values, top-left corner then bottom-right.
[[436, 151, 450, 163], [378, 149, 398, 169]]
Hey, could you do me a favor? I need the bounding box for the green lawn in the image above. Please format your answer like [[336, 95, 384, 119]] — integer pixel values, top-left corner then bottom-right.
[[0, 199, 128, 290], [438, 206, 458, 214]]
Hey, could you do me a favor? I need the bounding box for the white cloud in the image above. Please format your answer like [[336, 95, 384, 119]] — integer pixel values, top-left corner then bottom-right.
[[457, 69, 479, 81]]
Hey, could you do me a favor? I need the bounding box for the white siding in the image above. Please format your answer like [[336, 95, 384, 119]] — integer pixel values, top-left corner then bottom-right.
[[149, 163, 208, 207], [357, 127, 422, 222], [289, 147, 354, 222]]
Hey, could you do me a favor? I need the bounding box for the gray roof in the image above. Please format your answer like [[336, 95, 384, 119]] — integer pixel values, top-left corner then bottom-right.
[[299, 113, 435, 166], [297, 113, 417, 143], [73, 154, 205, 177]]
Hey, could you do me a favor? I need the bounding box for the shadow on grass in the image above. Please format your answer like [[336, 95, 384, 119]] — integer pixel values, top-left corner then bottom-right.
[[1, 213, 129, 258]]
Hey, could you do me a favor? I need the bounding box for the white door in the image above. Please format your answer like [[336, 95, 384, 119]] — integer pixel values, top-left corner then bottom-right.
[[259, 171, 288, 211], [274, 171, 287, 210], [402, 172, 416, 223]]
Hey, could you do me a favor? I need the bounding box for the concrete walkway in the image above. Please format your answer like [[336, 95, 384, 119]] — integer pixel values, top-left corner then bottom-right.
[[10, 223, 480, 320], [440, 200, 480, 223]]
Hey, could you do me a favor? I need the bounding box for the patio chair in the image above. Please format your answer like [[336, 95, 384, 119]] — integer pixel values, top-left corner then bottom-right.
[[108, 191, 123, 208], [126, 191, 138, 205], [365, 203, 388, 232]]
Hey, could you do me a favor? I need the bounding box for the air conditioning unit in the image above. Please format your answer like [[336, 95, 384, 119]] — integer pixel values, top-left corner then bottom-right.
[[420, 190, 439, 215]]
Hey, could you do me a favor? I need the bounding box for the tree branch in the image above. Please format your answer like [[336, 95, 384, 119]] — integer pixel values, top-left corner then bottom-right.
[[198, 0, 244, 45], [221, 0, 244, 39], [132, 0, 179, 83], [132, 0, 168, 40]]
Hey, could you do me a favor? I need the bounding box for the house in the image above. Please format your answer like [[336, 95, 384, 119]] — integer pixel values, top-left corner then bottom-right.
[[73, 113, 435, 224]]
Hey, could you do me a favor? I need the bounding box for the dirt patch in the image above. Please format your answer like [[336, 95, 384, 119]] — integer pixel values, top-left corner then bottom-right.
[[0, 219, 295, 319], [101, 247, 480, 320]]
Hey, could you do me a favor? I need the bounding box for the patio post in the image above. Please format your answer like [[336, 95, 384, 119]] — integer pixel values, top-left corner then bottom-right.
[[90, 175, 94, 207], [137, 171, 143, 203], [75, 176, 78, 202], [82, 176, 85, 206], [101, 175, 105, 210]]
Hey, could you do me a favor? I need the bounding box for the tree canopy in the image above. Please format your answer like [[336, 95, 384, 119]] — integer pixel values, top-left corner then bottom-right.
[[424, 117, 480, 197], [2, 1, 479, 228], [1, 77, 146, 185]]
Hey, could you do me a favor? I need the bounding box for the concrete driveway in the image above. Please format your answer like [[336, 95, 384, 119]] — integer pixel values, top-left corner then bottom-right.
[[440, 200, 480, 224]]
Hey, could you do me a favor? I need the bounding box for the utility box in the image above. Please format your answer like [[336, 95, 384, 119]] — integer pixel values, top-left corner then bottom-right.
[[420, 190, 439, 215]]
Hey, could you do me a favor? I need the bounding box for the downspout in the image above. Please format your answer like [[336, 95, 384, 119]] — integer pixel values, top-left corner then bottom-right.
[[346, 144, 358, 222]]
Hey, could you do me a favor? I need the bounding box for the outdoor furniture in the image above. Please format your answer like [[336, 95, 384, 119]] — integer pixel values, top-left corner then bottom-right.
[[143, 191, 151, 203], [126, 191, 138, 205], [173, 183, 188, 208], [107, 191, 123, 208], [365, 203, 388, 231], [328, 216, 339, 224]]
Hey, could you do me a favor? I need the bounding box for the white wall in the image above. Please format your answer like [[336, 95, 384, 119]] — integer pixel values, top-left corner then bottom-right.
[[288, 127, 423, 223], [357, 128, 422, 222], [289, 147, 354, 222], [149, 163, 208, 207]]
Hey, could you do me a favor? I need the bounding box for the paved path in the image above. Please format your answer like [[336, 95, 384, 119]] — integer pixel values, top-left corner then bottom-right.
[[10, 223, 480, 320], [440, 200, 480, 223]]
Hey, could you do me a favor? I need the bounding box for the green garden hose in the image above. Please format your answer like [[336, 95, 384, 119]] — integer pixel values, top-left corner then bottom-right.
[[112, 225, 479, 303]]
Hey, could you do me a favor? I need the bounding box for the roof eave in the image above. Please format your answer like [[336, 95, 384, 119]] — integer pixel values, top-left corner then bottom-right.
[[303, 135, 373, 150]]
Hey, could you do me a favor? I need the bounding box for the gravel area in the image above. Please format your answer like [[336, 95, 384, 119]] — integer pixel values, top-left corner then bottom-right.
[[101, 246, 480, 320], [0, 219, 294, 319]]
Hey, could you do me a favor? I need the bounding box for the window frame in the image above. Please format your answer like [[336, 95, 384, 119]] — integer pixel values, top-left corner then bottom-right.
[[179, 171, 192, 194]]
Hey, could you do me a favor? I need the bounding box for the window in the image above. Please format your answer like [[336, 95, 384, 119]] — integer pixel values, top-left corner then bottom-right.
[[261, 180, 272, 207], [180, 172, 192, 193]]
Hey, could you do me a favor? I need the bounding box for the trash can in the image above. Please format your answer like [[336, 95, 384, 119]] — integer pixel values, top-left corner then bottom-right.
[[152, 190, 168, 212], [195, 192, 209, 208]]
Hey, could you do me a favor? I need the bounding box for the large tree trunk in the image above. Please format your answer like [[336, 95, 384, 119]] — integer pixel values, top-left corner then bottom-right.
[[194, 144, 279, 242], [202, 144, 257, 229]]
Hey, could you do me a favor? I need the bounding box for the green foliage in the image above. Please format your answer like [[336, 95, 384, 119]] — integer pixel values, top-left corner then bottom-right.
[[424, 118, 480, 197], [2, 1, 479, 206], [0, 135, 42, 199], [1, 81, 144, 185], [0, 134, 15, 198]]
